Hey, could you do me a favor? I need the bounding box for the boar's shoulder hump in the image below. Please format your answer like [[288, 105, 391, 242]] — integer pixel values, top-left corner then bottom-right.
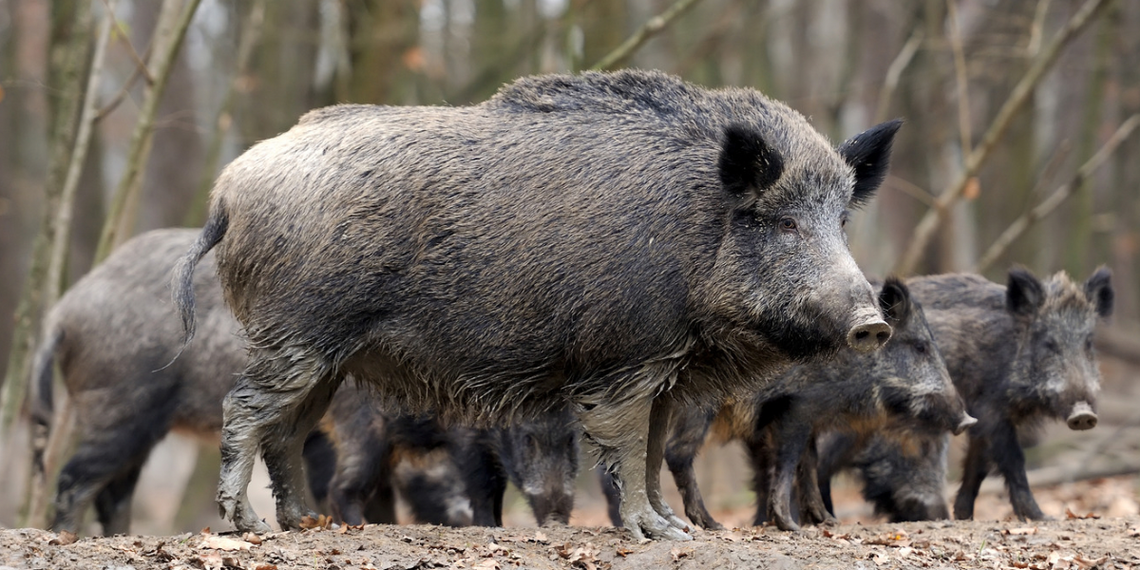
[[489, 69, 705, 116]]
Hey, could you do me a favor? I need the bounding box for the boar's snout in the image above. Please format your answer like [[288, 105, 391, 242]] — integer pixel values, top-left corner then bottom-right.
[[1066, 401, 1097, 431], [847, 307, 892, 353], [954, 414, 978, 436]]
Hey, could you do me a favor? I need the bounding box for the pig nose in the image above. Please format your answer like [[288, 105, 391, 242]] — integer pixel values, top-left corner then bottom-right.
[[1066, 401, 1097, 430], [847, 320, 892, 353], [953, 415, 978, 436]]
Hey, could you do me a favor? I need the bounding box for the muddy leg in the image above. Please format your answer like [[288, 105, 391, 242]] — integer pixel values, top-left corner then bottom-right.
[[646, 397, 689, 531], [261, 375, 340, 530], [577, 389, 690, 541]]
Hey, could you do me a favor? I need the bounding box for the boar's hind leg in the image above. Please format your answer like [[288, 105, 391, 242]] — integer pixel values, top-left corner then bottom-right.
[[260, 374, 342, 530], [217, 353, 339, 534], [578, 389, 691, 540]]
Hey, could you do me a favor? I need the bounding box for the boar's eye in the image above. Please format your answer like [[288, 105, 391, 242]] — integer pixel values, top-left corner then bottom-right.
[[1084, 337, 1094, 353], [913, 341, 928, 354], [778, 217, 798, 232], [1044, 339, 1061, 354]]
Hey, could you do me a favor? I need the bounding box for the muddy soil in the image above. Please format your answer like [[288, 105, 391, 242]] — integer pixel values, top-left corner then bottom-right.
[[3, 513, 1139, 570]]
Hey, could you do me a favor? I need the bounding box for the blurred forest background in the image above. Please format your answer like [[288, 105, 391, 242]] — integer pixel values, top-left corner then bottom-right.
[[1, 0, 1139, 534]]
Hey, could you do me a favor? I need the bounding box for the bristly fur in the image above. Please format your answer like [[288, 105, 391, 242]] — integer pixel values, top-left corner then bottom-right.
[[175, 69, 903, 536], [904, 266, 1113, 521]]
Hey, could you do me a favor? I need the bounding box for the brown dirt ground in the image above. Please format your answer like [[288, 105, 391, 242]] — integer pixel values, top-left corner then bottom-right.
[[3, 479, 1139, 570]]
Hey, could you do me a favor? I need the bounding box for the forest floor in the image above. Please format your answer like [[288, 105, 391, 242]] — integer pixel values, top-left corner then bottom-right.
[[2, 477, 1139, 570]]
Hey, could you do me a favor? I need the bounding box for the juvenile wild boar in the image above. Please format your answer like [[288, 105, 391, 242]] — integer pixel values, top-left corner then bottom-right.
[[321, 387, 579, 527], [174, 70, 901, 539], [31, 229, 244, 535], [319, 383, 475, 527], [815, 430, 951, 522], [601, 279, 973, 531], [906, 267, 1113, 521], [455, 408, 581, 527]]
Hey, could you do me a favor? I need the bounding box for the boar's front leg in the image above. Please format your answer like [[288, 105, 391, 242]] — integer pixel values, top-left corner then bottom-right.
[[577, 378, 691, 541], [952, 431, 990, 520], [796, 438, 836, 527], [767, 419, 811, 531], [990, 419, 1047, 520]]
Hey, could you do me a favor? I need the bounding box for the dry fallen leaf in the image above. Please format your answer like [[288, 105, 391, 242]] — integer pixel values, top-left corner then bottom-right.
[[241, 532, 263, 545], [534, 531, 549, 543], [300, 514, 333, 530], [670, 547, 691, 561], [474, 559, 500, 570], [253, 564, 278, 570], [1064, 508, 1100, 520], [1005, 527, 1039, 536], [201, 535, 255, 551], [615, 547, 633, 558], [48, 531, 78, 546]]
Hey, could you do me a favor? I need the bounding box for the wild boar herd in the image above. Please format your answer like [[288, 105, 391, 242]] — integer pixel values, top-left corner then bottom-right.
[[31, 70, 1114, 540]]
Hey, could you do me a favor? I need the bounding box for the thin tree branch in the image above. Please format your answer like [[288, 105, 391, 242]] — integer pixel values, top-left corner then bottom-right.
[[23, 2, 119, 530], [588, 0, 707, 71], [185, 0, 266, 226], [874, 29, 923, 124], [101, 0, 154, 85], [94, 0, 202, 263], [972, 114, 1140, 273], [946, 0, 972, 156], [894, 0, 1110, 275], [95, 45, 152, 120]]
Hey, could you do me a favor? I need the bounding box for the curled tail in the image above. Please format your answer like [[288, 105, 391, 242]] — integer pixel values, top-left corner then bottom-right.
[[30, 322, 64, 477], [173, 201, 229, 348]]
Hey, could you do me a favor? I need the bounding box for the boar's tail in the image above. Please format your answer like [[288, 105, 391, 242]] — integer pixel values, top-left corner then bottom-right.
[[172, 202, 229, 349], [30, 322, 64, 477]]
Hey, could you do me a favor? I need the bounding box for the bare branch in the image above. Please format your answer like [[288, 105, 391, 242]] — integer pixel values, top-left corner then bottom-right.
[[588, 0, 707, 71], [972, 114, 1140, 273], [874, 29, 923, 124], [101, 0, 154, 85], [893, 0, 1110, 275], [946, 0, 972, 155], [95, 0, 203, 263]]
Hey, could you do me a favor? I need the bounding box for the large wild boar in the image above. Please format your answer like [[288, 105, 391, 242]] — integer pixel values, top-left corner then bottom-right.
[[907, 267, 1113, 521], [174, 70, 900, 539]]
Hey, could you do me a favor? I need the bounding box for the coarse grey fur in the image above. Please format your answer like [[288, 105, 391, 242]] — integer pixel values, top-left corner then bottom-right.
[[173, 69, 901, 539], [31, 229, 244, 535], [601, 279, 972, 531], [907, 267, 1113, 520]]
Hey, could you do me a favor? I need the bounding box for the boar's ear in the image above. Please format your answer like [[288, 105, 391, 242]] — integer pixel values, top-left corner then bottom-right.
[[838, 119, 903, 207], [719, 124, 784, 196], [1006, 266, 1045, 317], [1084, 267, 1114, 319], [878, 277, 912, 327]]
